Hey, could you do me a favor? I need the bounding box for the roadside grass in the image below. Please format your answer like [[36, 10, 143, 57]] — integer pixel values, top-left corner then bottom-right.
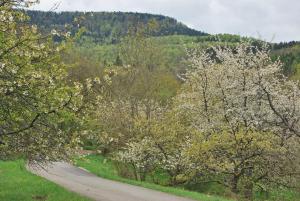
[[74, 154, 233, 201], [0, 160, 91, 201], [75, 154, 300, 201], [255, 189, 300, 201]]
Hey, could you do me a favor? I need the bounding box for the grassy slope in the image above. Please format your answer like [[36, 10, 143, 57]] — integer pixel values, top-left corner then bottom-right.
[[0, 160, 91, 201], [75, 154, 233, 201]]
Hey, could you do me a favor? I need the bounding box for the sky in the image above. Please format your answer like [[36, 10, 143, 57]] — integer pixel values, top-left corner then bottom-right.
[[31, 0, 300, 42]]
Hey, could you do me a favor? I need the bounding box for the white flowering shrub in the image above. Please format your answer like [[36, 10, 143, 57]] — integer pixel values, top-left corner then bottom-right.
[[158, 138, 196, 185], [115, 137, 161, 181]]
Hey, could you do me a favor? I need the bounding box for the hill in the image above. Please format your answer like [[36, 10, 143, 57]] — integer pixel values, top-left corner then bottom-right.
[[25, 10, 207, 44]]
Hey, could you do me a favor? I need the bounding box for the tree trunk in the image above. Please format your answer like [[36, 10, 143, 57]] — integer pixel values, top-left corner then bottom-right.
[[139, 171, 146, 181], [132, 163, 138, 180], [231, 173, 239, 194], [244, 182, 253, 200], [243, 168, 254, 200]]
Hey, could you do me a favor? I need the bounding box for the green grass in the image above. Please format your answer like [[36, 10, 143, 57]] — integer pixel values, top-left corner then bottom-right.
[[74, 154, 233, 201], [255, 188, 300, 201], [0, 160, 91, 201]]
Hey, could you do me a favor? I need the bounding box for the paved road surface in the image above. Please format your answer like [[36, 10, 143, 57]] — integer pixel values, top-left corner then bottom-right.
[[29, 162, 195, 201]]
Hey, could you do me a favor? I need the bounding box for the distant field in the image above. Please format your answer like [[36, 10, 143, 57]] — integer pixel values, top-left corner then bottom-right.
[[0, 160, 91, 201]]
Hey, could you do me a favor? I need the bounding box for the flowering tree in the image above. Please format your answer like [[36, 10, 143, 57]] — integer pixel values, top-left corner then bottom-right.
[[115, 137, 161, 181], [157, 138, 194, 186], [143, 110, 196, 185], [177, 42, 300, 198], [0, 0, 86, 163]]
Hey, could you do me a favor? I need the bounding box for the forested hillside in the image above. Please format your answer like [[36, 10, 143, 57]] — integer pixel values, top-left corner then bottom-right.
[[26, 10, 207, 44], [25, 10, 300, 78]]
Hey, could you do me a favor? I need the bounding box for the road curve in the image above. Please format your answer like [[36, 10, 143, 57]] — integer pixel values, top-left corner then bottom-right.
[[29, 162, 195, 201]]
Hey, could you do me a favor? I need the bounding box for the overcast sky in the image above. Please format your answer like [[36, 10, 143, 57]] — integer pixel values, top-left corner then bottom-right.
[[31, 0, 300, 42]]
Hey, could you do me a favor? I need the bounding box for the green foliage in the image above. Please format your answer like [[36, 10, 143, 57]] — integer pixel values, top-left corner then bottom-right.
[[0, 159, 91, 201]]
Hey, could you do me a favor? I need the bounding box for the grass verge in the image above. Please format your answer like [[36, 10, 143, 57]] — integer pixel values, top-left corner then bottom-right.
[[0, 160, 91, 201]]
